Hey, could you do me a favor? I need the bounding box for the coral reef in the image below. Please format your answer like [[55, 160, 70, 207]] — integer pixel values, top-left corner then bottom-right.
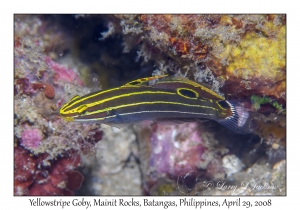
[[114, 14, 286, 103], [136, 123, 228, 194], [148, 123, 206, 177], [14, 146, 83, 195], [14, 15, 286, 196], [109, 15, 286, 195], [137, 120, 283, 195], [147, 159, 286, 196], [14, 15, 104, 195], [79, 125, 142, 195]]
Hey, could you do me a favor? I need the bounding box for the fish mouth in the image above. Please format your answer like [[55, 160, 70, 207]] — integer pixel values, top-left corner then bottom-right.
[[60, 115, 74, 122]]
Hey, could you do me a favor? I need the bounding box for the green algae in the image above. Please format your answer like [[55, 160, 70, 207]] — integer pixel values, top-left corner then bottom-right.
[[251, 95, 284, 113]]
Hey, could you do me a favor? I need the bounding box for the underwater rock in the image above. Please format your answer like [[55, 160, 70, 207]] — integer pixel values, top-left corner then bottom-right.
[[199, 160, 285, 196], [110, 15, 286, 195], [114, 14, 286, 103], [20, 127, 43, 149], [14, 15, 286, 196], [14, 15, 105, 195], [14, 146, 83, 195], [149, 123, 205, 177], [222, 154, 245, 177], [79, 125, 142, 195], [136, 123, 229, 194]]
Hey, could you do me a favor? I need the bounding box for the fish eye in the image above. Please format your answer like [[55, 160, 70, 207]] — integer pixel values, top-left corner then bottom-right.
[[177, 88, 198, 99], [217, 100, 230, 109]]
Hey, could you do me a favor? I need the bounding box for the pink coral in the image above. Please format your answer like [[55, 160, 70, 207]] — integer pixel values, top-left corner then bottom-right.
[[21, 128, 43, 149], [149, 123, 205, 177], [45, 56, 83, 86]]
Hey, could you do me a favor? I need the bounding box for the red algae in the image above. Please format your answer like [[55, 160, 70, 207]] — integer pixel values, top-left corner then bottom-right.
[[45, 56, 83, 86], [21, 127, 43, 149], [14, 146, 83, 195], [32, 82, 55, 99]]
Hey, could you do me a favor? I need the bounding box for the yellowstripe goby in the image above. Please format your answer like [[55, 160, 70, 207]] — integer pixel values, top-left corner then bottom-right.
[[60, 75, 252, 134]]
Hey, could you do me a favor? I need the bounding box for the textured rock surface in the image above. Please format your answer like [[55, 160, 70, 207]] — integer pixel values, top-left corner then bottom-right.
[[14, 15, 286, 196]]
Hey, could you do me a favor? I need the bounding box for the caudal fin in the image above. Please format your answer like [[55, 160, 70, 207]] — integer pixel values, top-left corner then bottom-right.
[[217, 100, 255, 134]]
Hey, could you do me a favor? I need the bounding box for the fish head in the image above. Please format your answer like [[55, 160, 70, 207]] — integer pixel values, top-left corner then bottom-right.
[[59, 93, 108, 123]]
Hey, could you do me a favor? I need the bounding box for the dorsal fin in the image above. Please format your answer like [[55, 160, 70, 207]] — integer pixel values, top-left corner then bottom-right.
[[121, 75, 168, 87], [153, 75, 225, 100]]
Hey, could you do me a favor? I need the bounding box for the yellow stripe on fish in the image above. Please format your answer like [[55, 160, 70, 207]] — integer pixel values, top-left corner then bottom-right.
[[60, 75, 252, 134]]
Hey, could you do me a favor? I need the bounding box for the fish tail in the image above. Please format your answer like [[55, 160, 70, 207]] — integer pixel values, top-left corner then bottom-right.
[[217, 100, 255, 134]]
